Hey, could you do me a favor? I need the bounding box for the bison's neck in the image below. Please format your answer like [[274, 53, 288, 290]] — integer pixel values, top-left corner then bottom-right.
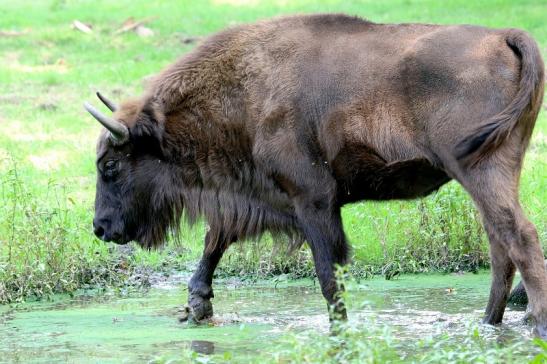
[[163, 106, 254, 188], [162, 108, 297, 241]]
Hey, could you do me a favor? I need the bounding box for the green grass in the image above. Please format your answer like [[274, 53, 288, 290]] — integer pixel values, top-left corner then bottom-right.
[[152, 324, 547, 363], [0, 0, 546, 304]]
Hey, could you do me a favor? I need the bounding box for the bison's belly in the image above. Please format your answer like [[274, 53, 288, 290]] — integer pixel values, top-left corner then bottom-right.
[[333, 147, 451, 204]]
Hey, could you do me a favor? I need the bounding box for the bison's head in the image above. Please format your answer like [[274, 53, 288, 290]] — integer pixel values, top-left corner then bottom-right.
[[85, 92, 181, 248]]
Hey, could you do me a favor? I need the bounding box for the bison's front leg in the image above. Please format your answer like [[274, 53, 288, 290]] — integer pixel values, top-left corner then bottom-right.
[[181, 230, 233, 323], [295, 195, 349, 321]]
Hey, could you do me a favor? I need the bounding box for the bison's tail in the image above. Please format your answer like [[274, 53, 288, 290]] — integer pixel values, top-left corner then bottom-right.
[[456, 30, 545, 167]]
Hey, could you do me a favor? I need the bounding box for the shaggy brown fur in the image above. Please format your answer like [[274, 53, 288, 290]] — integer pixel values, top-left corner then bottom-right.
[[89, 14, 546, 336]]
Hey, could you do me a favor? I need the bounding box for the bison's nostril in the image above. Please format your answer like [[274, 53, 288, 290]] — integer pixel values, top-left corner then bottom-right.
[[93, 225, 105, 239]]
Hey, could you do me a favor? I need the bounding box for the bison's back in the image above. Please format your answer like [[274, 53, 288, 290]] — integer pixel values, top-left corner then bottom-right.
[[234, 17, 521, 162]]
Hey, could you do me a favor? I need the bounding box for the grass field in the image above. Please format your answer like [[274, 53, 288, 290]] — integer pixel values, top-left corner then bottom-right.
[[0, 0, 546, 304]]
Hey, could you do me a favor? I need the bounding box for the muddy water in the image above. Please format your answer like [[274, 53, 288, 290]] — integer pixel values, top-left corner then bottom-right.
[[0, 272, 532, 363]]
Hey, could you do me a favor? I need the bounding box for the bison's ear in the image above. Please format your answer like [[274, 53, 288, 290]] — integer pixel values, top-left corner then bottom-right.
[[129, 104, 166, 156]]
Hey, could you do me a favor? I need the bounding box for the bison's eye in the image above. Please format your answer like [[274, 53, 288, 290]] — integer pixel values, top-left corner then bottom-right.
[[104, 160, 118, 179]]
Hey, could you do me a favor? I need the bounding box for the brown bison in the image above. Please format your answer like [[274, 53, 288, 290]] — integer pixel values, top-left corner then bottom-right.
[[85, 14, 546, 337]]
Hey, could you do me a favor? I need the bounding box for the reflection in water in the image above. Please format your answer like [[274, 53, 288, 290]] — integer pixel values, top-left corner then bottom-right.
[[190, 340, 215, 355]]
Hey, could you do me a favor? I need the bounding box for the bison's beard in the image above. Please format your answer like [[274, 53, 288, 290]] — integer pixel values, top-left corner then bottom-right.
[[136, 225, 170, 250], [132, 195, 184, 250], [134, 215, 181, 250]]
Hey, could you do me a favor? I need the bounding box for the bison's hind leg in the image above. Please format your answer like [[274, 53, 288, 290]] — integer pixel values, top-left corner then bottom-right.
[[455, 156, 547, 338]]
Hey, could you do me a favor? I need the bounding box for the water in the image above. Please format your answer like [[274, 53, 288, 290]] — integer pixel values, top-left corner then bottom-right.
[[0, 272, 534, 363]]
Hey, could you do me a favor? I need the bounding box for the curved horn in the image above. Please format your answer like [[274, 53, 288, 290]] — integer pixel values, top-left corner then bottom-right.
[[96, 91, 118, 112], [84, 102, 129, 144]]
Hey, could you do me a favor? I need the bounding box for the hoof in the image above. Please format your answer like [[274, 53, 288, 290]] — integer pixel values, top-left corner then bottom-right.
[[482, 314, 502, 326], [178, 306, 191, 323], [179, 295, 213, 323], [522, 311, 547, 340], [534, 323, 547, 340]]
